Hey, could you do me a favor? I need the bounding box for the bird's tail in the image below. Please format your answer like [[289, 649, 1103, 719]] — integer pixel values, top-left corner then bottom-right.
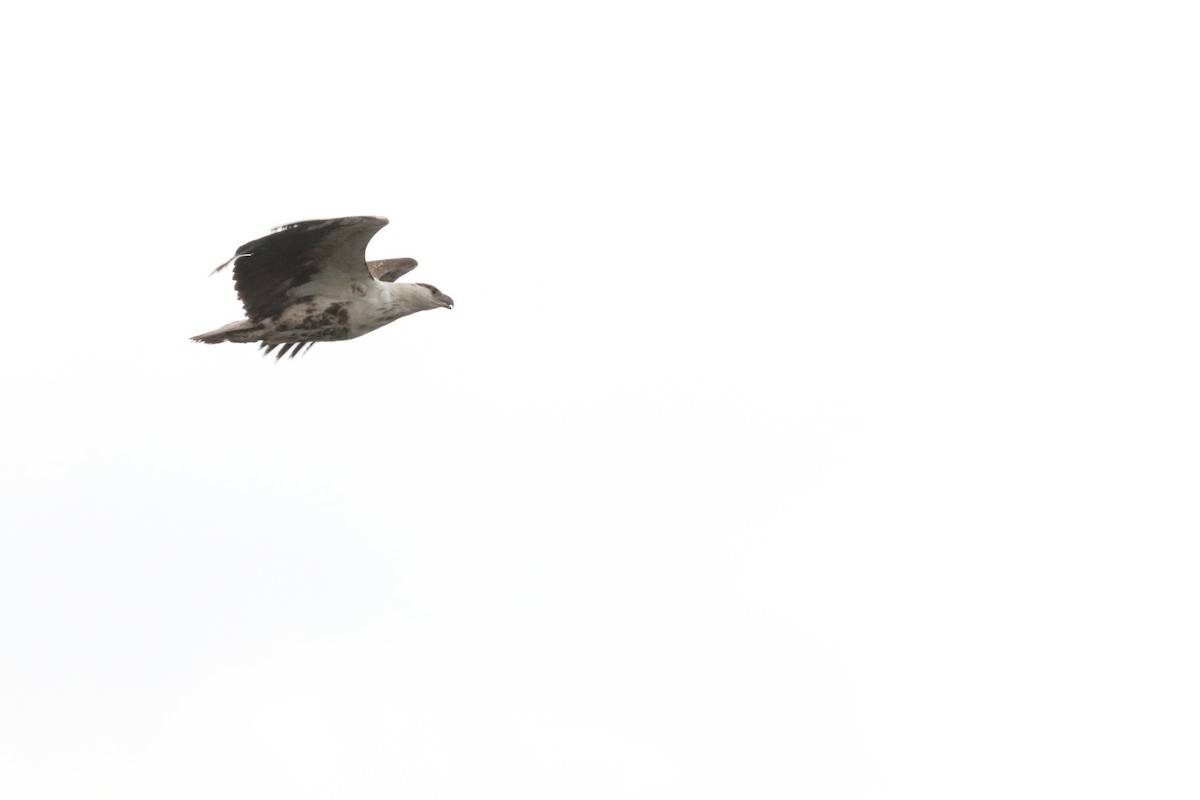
[[191, 320, 263, 344]]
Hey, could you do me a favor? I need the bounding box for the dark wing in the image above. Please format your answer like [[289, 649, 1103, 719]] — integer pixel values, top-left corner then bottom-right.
[[215, 216, 388, 322], [367, 257, 419, 282]]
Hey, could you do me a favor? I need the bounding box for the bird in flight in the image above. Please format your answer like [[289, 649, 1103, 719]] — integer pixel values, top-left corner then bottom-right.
[[193, 216, 452, 359]]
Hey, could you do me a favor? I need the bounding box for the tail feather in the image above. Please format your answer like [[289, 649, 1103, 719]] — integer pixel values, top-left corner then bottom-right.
[[191, 320, 263, 344], [193, 320, 316, 360]]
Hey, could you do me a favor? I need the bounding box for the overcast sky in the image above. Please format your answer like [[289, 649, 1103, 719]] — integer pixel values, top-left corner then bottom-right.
[[2, 2, 1198, 798]]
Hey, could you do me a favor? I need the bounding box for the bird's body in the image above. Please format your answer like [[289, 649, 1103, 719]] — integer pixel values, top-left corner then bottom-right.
[[193, 216, 452, 359]]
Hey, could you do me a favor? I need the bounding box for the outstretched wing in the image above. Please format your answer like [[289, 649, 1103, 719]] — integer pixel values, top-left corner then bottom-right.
[[215, 216, 389, 322], [367, 257, 419, 282]]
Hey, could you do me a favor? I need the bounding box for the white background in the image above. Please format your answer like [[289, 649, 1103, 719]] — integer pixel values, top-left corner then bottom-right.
[[2, 1, 1198, 797]]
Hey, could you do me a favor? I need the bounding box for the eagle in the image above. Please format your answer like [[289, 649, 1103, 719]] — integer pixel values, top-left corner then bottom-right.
[[193, 216, 452, 359]]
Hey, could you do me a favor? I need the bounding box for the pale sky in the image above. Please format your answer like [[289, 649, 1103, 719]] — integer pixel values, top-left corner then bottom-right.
[[2, 2, 1198, 798]]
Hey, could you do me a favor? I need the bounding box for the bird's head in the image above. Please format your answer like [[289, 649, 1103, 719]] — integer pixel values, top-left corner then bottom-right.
[[415, 282, 454, 310]]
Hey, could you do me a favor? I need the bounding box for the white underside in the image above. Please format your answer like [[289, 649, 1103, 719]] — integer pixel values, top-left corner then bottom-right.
[[259, 280, 437, 343]]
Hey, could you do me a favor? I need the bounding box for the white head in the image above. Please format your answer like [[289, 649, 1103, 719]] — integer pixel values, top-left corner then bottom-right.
[[414, 282, 454, 310]]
